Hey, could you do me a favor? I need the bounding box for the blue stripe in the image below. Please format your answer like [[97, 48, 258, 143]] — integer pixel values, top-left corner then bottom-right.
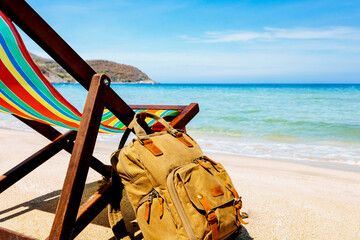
[[0, 18, 123, 133], [99, 123, 122, 133], [0, 86, 72, 129], [112, 121, 125, 129], [102, 110, 112, 117], [0, 33, 79, 121], [0, 104, 12, 114]]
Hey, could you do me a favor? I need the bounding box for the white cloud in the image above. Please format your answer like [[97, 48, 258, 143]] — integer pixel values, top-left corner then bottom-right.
[[183, 26, 360, 43]]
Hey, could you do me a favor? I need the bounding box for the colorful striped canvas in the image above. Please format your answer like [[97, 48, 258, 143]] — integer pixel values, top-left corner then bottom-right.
[[0, 11, 180, 133]]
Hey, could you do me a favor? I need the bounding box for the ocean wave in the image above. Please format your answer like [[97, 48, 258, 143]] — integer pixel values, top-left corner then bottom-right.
[[189, 127, 248, 137], [1, 83, 359, 167], [287, 120, 360, 129], [1, 116, 359, 167], [190, 132, 360, 166], [219, 116, 250, 122], [263, 118, 288, 123], [238, 110, 262, 114]]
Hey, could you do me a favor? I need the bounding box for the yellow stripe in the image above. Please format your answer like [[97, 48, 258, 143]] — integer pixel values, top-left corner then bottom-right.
[[0, 91, 55, 126], [102, 109, 121, 127], [107, 117, 121, 127], [0, 45, 80, 124], [98, 125, 114, 134], [143, 110, 164, 125], [156, 110, 166, 116]]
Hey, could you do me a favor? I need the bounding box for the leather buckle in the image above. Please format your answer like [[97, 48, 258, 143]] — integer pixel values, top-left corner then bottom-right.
[[233, 197, 242, 209], [206, 209, 218, 225]]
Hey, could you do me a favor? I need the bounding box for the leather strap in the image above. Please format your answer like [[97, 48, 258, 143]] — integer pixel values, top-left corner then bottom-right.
[[145, 201, 151, 223], [225, 183, 239, 199], [225, 184, 248, 225], [176, 132, 193, 147], [129, 112, 194, 156], [129, 111, 178, 141], [197, 194, 219, 240], [143, 139, 163, 156]]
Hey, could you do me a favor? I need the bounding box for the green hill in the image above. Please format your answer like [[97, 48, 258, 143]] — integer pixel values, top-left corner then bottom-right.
[[30, 53, 156, 84]]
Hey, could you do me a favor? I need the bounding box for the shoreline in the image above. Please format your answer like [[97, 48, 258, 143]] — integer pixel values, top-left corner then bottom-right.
[[188, 130, 360, 169], [1, 125, 360, 169], [3, 126, 360, 173], [0, 128, 360, 239]]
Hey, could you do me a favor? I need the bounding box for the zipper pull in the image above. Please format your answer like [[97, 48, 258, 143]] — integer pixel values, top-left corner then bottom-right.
[[152, 190, 164, 218], [158, 197, 164, 218], [145, 194, 153, 223]]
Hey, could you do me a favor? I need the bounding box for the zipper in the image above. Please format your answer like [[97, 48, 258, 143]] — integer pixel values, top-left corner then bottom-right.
[[137, 190, 159, 210], [137, 189, 165, 221], [167, 168, 197, 240], [193, 156, 219, 172]]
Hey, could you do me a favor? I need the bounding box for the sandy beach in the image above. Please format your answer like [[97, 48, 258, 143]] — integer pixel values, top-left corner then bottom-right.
[[1, 128, 360, 239]]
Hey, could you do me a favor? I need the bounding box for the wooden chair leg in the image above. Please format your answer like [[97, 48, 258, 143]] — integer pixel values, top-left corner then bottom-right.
[[48, 74, 110, 240]]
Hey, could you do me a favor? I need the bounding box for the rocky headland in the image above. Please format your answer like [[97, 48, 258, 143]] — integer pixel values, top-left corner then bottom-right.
[[30, 53, 156, 84]]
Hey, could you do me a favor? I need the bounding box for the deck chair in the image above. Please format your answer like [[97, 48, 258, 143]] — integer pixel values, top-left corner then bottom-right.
[[0, 0, 199, 239]]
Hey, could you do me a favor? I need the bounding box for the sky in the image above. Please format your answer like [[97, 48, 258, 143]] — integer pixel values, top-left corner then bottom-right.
[[19, 0, 360, 83]]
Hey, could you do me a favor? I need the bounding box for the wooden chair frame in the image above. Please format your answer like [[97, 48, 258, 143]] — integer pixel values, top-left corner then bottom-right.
[[0, 0, 199, 239]]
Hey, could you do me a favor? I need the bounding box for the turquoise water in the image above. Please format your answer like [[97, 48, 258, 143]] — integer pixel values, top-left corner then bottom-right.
[[1, 83, 360, 165]]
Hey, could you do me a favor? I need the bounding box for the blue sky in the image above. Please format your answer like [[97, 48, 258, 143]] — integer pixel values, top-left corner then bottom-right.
[[20, 0, 360, 83]]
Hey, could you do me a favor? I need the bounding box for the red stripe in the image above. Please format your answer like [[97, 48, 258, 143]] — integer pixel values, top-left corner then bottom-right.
[[0, 11, 82, 117], [0, 11, 121, 132], [0, 97, 50, 125], [0, 60, 80, 129], [101, 115, 118, 125], [0, 97, 27, 117], [100, 122, 123, 130]]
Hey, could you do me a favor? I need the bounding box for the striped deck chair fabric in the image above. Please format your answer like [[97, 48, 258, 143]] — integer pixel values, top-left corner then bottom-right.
[[0, 11, 180, 133]]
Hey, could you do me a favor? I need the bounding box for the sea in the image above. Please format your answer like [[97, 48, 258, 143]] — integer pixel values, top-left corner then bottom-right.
[[1, 83, 360, 166]]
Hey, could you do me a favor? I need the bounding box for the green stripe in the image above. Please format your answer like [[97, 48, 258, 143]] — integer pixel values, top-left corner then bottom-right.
[[100, 113, 114, 122], [0, 80, 76, 128], [0, 19, 79, 119], [113, 121, 126, 129], [0, 17, 121, 132], [0, 104, 12, 114]]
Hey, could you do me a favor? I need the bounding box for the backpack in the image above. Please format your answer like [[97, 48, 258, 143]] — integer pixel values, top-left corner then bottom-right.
[[110, 112, 247, 240]]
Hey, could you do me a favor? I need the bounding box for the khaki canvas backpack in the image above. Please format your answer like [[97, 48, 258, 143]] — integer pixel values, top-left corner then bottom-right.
[[110, 112, 247, 240]]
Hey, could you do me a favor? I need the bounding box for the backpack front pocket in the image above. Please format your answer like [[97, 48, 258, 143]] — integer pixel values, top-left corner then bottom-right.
[[167, 161, 239, 240]]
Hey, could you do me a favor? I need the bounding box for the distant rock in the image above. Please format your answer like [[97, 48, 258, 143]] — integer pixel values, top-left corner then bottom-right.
[[30, 53, 156, 84]]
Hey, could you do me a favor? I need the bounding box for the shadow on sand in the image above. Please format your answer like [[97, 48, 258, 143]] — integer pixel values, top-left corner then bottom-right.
[[0, 180, 253, 240], [0, 180, 118, 239]]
